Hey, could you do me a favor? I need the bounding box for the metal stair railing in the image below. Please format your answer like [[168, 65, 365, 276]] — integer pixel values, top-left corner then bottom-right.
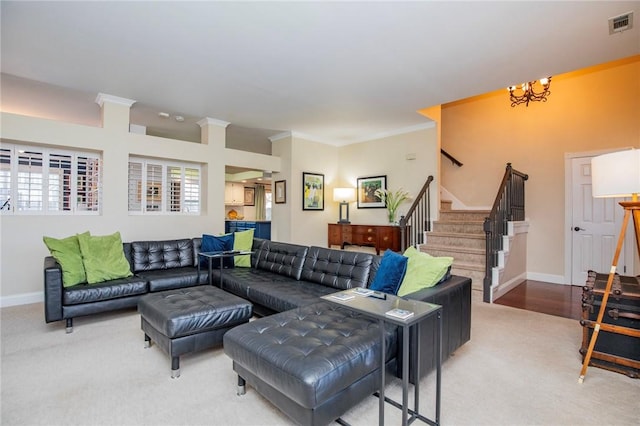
[[398, 175, 433, 251], [483, 163, 528, 302]]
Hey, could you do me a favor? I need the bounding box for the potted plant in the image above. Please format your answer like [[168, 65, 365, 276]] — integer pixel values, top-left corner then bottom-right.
[[374, 188, 410, 224]]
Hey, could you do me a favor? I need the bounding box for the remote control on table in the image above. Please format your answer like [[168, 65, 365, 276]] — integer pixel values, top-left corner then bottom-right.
[[368, 291, 387, 300]]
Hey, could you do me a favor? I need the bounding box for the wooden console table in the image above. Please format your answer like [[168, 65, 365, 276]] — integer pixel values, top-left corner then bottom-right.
[[328, 223, 404, 254]]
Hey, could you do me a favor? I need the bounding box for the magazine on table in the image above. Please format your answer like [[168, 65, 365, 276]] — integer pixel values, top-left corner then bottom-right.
[[385, 308, 414, 320], [352, 288, 374, 296], [330, 292, 355, 301]]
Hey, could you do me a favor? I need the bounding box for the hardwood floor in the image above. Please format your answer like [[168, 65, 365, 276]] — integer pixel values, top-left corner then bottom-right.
[[494, 280, 584, 320]]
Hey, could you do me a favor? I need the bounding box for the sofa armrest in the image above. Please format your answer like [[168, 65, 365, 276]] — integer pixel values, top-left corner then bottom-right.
[[402, 275, 472, 381], [44, 256, 64, 323]]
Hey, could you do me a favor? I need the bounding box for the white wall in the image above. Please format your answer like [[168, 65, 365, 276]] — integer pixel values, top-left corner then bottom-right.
[[0, 109, 439, 305], [337, 124, 438, 225], [0, 110, 277, 305]]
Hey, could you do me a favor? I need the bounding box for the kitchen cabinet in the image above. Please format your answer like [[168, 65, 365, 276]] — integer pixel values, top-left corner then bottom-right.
[[225, 182, 244, 205], [226, 221, 271, 240]]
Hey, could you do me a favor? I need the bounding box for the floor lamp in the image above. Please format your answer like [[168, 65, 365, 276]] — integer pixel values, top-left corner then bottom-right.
[[578, 148, 640, 383]]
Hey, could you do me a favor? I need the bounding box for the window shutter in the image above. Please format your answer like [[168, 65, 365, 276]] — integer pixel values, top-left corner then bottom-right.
[[0, 148, 11, 212], [167, 166, 182, 212], [146, 163, 163, 212], [184, 167, 200, 213], [48, 153, 72, 212], [128, 157, 200, 215], [128, 161, 143, 212], [77, 155, 101, 212], [16, 150, 44, 212]]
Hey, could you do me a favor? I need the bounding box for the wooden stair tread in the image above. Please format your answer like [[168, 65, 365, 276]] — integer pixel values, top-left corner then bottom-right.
[[427, 231, 485, 239], [421, 244, 485, 255], [451, 261, 484, 273]]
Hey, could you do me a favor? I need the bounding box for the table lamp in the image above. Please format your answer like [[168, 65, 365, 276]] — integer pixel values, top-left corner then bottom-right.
[[579, 148, 640, 383], [333, 188, 356, 224]]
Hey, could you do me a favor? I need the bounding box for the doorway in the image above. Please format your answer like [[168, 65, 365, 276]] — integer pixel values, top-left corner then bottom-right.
[[565, 152, 633, 285]]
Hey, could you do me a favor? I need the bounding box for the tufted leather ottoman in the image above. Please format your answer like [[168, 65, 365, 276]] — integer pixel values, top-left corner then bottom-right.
[[223, 301, 397, 425], [138, 285, 252, 378]]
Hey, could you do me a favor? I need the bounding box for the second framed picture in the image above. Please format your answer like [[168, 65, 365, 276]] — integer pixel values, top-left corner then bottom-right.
[[244, 187, 255, 206], [302, 172, 324, 210], [357, 175, 387, 208], [274, 180, 286, 204]]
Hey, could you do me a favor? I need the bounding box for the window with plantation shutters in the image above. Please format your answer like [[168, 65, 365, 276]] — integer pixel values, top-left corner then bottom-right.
[[128, 157, 201, 215], [0, 143, 101, 215], [0, 148, 10, 211]]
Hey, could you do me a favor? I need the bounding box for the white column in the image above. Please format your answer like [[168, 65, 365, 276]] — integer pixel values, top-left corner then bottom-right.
[[95, 93, 136, 133]]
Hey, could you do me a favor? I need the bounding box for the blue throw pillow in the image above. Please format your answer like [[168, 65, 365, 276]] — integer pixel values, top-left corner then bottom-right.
[[369, 249, 408, 294], [200, 234, 235, 268]]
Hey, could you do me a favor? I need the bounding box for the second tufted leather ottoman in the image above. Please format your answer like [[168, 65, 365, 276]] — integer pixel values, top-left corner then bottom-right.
[[138, 285, 252, 378], [223, 301, 397, 425]]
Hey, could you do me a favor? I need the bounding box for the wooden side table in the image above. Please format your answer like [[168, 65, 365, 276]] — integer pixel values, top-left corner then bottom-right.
[[328, 223, 403, 254]]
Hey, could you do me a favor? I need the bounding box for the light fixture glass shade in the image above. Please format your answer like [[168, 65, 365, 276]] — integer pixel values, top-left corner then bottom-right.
[[333, 187, 356, 202], [591, 149, 640, 198]]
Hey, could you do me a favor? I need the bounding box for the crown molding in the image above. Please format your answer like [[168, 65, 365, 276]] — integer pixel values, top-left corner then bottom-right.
[[349, 122, 436, 144], [94, 93, 136, 108], [268, 131, 292, 142], [269, 122, 436, 146], [197, 117, 230, 128]]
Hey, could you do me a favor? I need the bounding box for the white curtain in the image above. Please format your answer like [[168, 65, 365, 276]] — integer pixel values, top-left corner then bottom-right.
[[255, 184, 266, 220]]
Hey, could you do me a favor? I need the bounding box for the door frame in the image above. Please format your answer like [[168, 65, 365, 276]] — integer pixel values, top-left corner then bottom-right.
[[564, 148, 636, 285]]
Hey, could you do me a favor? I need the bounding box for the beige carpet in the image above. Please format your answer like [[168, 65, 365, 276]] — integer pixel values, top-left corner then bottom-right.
[[1, 300, 639, 426]]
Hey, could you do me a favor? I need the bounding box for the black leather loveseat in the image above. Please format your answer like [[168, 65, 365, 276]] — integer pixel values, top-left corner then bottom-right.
[[44, 238, 208, 333]]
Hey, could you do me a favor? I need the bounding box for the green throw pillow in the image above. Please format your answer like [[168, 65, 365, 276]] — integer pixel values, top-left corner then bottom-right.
[[43, 232, 90, 287], [78, 231, 133, 284], [396, 246, 453, 297], [233, 229, 254, 267]]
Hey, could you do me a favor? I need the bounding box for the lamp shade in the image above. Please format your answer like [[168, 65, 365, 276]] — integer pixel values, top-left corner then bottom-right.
[[333, 187, 356, 202], [591, 149, 640, 198]]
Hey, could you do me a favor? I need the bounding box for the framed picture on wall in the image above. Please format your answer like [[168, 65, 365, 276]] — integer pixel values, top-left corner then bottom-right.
[[357, 175, 387, 208], [275, 180, 286, 204], [302, 172, 324, 210], [244, 187, 255, 206]]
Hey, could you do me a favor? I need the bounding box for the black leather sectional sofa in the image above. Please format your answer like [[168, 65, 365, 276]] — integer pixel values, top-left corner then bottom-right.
[[44, 236, 472, 424]]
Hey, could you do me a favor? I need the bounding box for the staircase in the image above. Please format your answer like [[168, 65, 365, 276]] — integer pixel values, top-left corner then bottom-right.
[[419, 200, 487, 293]]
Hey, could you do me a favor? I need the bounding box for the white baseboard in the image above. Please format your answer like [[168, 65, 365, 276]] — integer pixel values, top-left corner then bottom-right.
[[492, 272, 527, 301], [1, 292, 43, 308], [526, 272, 566, 285]]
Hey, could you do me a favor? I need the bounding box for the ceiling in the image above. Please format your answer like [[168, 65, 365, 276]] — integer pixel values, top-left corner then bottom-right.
[[1, 1, 639, 146]]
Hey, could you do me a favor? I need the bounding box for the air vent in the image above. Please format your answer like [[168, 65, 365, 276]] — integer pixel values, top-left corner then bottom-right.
[[609, 12, 633, 34]]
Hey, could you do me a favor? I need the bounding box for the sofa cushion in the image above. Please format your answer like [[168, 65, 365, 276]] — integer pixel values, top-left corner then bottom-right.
[[247, 281, 337, 312], [397, 246, 454, 297], [209, 268, 292, 300], [138, 267, 205, 292], [233, 229, 254, 267], [200, 233, 235, 269], [132, 239, 194, 272], [43, 232, 89, 287], [63, 276, 148, 305], [301, 246, 373, 290], [369, 249, 408, 295], [255, 240, 309, 280], [78, 232, 133, 284]]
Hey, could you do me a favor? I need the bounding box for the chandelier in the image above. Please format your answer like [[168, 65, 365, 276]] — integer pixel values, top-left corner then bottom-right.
[[508, 77, 552, 107]]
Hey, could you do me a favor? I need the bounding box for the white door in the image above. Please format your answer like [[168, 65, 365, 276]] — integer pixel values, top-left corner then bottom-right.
[[571, 156, 627, 285]]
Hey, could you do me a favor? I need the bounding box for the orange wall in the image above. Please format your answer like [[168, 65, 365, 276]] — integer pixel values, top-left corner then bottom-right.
[[440, 56, 640, 282]]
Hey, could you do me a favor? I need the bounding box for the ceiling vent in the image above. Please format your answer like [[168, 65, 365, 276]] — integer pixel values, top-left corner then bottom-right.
[[609, 12, 633, 34]]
